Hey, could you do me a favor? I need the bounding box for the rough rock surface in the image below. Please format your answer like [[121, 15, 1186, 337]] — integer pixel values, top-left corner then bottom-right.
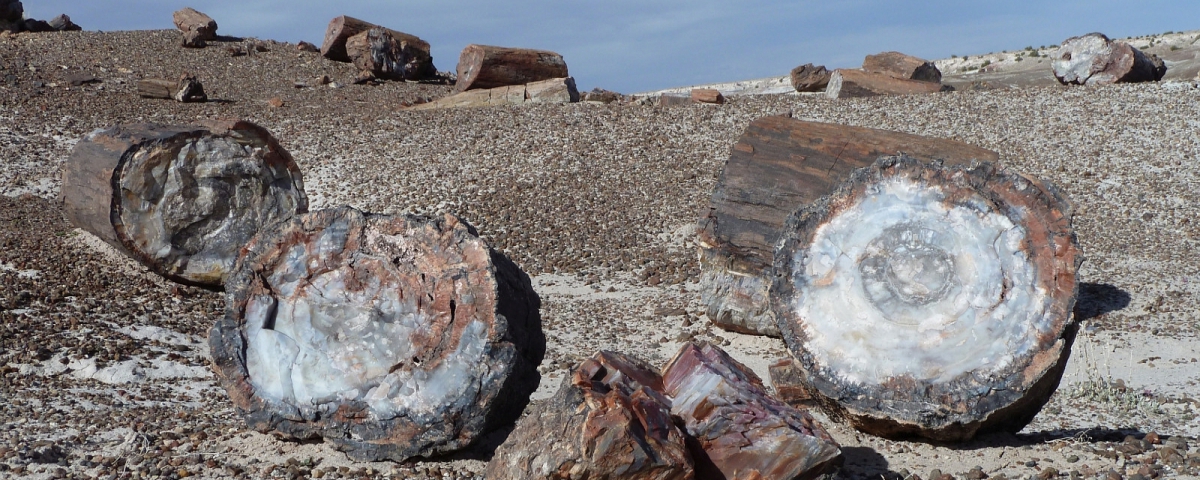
[[346, 28, 410, 81], [60, 119, 306, 289], [136, 74, 207, 102], [455, 44, 569, 92], [789, 63, 831, 92], [48, 14, 81, 32], [770, 155, 1081, 441], [0, 0, 21, 33], [486, 351, 693, 480], [319, 16, 435, 79], [408, 77, 578, 110], [699, 116, 998, 337], [209, 206, 544, 462], [1052, 33, 1165, 85], [826, 68, 946, 98], [690, 88, 724, 104], [663, 342, 842, 480], [172, 8, 217, 48], [862, 51, 942, 83]]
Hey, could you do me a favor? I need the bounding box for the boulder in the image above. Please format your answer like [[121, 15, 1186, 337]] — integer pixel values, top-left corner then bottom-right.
[[1052, 32, 1165, 85], [0, 0, 21, 33], [664, 342, 842, 480], [486, 351, 694, 480], [690, 88, 724, 104], [22, 18, 52, 32], [825, 68, 946, 99], [789, 63, 831, 92], [770, 155, 1081, 441], [209, 206, 544, 462], [406, 77, 578, 110], [173, 7, 217, 48], [455, 44, 568, 92], [48, 14, 80, 31], [580, 87, 625, 104], [862, 51, 942, 83], [320, 16, 435, 79], [346, 28, 411, 80]]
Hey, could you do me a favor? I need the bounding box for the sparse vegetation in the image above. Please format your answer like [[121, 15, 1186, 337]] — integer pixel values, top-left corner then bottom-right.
[[1171, 45, 1180, 51], [980, 59, 991, 68]]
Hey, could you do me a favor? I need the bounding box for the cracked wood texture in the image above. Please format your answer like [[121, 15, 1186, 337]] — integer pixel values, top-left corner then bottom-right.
[[320, 15, 434, 79], [825, 69, 947, 99], [454, 44, 568, 92], [407, 77, 578, 110], [209, 206, 545, 462], [664, 342, 842, 480], [346, 27, 431, 81], [698, 117, 998, 337], [770, 155, 1081, 441], [486, 351, 693, 480], [60, 119, 306, 289]]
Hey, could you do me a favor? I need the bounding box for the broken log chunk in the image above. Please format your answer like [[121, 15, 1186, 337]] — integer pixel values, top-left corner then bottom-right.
[[486, 351, 693, 480], [345, 27, 433, 81], [790, 63, 831, 92], [699, 116, 999, 337], [1052, 32, 1165, 85], [454, 44, 568, 92], [664, 342, 842, 480], [209, 206, 544, 462], [0, 0, 21, 33], [406, 77, 577, 110], [136, 75, 207, 102], [825, 69, 946, 99], [690, 88, 724, 104], [320, 15, 434, 78], [173, 7, 216, 47], [862, 51, 942, 83], [770, 155, 1082, 442], [60, 119, 306, 289], [48, 14, 80, 32], [769, 356, 817, 407]]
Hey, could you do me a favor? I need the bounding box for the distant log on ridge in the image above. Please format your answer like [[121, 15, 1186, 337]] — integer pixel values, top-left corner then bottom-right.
[[455, 44, 568, 92]]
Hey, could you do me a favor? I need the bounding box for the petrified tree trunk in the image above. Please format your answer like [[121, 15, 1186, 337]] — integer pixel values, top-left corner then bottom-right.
[[664, 342, 842, 480], [690, 88, 724, 104], [173, 7, 216, 48], [136, 75, 207, 102], [406, 77, 578, 110], [209, 206, 545, 462], [455, 44, 568, 92], [699, 116, 999, 337], [1052, 32, 1165, 85], [346, 27, 431, 81], [320, 15, 435, 79], [790, 63, 831, 92], [60, 120, 306, 289], [48, 14, 81, 31], [769, 155, 1081, 441], [486, 351, 693, 480], [825, 69, 946, 99], [862, 51, 942, 83]]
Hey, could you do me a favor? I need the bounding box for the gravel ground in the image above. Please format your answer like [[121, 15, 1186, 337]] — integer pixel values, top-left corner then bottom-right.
[[2, 29, 1200, 479]]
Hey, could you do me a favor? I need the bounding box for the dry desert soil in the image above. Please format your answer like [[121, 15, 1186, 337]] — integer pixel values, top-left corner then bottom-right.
[[2, 29, 1200, 480]]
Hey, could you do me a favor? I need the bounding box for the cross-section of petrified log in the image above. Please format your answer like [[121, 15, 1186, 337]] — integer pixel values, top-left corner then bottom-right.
[[209, 206, 544, 462], [320, 15, 434, 79], [699, 117, 998, 337], [664, 342, 842, 480], [61, 120, 306, 289], [406, 77, 578, 110], [486, 351, 693, 480], [1052, 32, 1165, 85], [346, 27, 431, 81], [770, 155, 1081, 441], [136, 75, 207, 102], [173, 7, 216, 48], [825, 69, 946, 99], [454, 44, 568, 92]]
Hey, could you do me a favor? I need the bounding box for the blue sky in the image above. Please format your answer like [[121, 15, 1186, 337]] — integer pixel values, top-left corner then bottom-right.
[[25, 1, 1200, 93]]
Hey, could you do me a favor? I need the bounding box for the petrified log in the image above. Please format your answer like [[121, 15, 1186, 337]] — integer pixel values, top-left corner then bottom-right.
[[48, 14, 80, 31], [60, 120, 306, 288], [790, 63, 831, 92], [862, 51, 942, 83], [690, 88, 724, 104], [1052, 32, 1165, 85], [455, 44, 568, 92], [320, 15, 434, 78], [825, 69, 946, 99], [173, 7, 216, 48], [699, 116, 999, 337], [0, 0, 21, 33], [486, 351, 693, 480], [406, 77, 578, 110], [346, 27, 433, 81], [136, 75, 207, 102], [21, 18, 51, 32], [769, 155, 1081, 441], [664, 342, 842, 480], [209, 206, 544, 462]]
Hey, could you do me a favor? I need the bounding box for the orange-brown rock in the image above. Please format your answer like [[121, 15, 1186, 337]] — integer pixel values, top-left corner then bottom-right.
[[136, 75, 206, 102], [789, 63, 831, 92], [825, 68, 946, 99], [663, 342, 842, 480], [699, 116, 999, 337], [455, 44, 568, 92], [1052, 32, 1166, 85], [862, 51, 942, 83], [406, 77, 578, 110], [345, 27, 421, 80], [320, 15, 434, 78], [209, 206, 545, 462], [690, 88, 724, 104], [486, 351, 693, 480], [770, 155, 1081, 441], [172, 7, 216, 48]]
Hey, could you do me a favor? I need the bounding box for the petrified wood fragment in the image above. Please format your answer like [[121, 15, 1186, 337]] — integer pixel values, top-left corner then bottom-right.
[[173, 7, 216, 48], [209, 206, 544, 462], [320, 15, 434, 79], [1052, 32, 1165, 85], [455, 44, 568, 92], [486, 351, 693, 480], [825, 69, 945, 99], [346, 27, 430, 81], [136, 75, 207, 102], [0, 0, 22, 33], [48, 14, 81, 31], [690, 88, 724, 104], [664, 342, 842, 480], [699, 116, 998, 337], [862, 51, 942, 83], [789, 63, 831, 92], [770, 155, 1081, 441], [61, 120, 305, 289], [406, 77, 578, 110]]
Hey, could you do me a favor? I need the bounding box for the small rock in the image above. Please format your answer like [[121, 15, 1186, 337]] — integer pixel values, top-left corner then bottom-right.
[[966, 465, 987, 479], [297, 41, 318, 52], [1037, 467, 1059, 480], [48, 14, 81, 31], [790, 63, 831, 92], [65, 73, 99, 86], [690, 88, 724, 104], [1066, 454, 1080, 463], [267, 97, 284, 108]]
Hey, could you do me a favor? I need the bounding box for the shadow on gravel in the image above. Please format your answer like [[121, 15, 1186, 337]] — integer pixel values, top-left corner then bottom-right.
[[1073, 283, 1132, 322], [213, 35, 245, 42], [932, 427, 1150, 452], [838, 446, 893, 478]]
